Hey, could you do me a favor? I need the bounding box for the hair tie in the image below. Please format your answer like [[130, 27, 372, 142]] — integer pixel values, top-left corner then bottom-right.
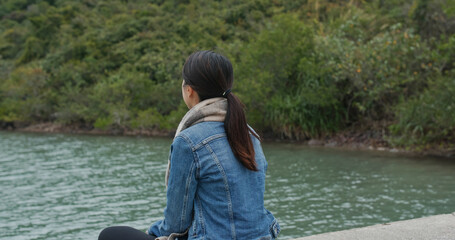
[[222, 89, 231, 97]]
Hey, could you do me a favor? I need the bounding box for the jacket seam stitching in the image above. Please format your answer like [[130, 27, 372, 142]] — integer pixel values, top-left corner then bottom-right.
[[192, 133, 226, 150], [178, 134, 195, 149], [205, 144, 236, 240], [196, 194, 206, 237], [174, 135, 196, 232], [180, 160, 195, 230]]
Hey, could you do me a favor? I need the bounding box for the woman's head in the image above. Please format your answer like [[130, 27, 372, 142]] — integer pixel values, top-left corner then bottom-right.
[[181, 50, 259, 171], [182, 50, 233, 101]]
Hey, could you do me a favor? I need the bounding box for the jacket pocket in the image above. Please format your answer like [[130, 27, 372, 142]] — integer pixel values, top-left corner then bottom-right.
[[269, 219, 280, 239]]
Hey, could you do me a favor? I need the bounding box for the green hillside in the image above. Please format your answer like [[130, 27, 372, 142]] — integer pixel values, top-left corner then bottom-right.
[[0, 0, 454, 149]]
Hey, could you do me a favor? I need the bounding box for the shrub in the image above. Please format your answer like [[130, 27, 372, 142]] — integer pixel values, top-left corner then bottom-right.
[[0, 66, 52, 122], [322, 21, 436, 123], [16, 37, 45, 64], [236, 14, 345, 138], [390, 75, 455, 146]]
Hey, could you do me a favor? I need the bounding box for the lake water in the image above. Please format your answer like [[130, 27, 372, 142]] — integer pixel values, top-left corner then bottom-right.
[[1, 131, 454, 239]]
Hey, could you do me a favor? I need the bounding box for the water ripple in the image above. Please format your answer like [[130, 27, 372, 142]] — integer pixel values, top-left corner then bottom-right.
[[1, 132, 455, 239]]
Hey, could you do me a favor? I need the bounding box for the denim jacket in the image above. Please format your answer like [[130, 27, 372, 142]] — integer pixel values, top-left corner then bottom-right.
[[148, 122, 280, 240]]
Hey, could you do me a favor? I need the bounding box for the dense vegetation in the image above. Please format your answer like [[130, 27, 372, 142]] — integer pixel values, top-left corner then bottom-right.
[[0, 0, 454, 149]]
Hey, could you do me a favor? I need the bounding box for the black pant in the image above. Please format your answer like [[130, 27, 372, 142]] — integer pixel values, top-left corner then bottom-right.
[[98, 226, 157, 240]]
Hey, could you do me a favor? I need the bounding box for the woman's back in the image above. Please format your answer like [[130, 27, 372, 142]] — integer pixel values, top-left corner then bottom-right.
[[174, 121, 278, 239]]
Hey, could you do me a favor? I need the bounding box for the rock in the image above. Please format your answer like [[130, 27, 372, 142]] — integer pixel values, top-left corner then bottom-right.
[[325, 141, 338, 147], [308, 139, 324, 146]]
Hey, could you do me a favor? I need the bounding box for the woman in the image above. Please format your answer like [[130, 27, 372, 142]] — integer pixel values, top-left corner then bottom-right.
[[99, 50, 279, 240]]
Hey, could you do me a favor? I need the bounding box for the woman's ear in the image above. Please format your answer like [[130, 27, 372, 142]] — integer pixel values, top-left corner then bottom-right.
[[182, 84, 200, 108], [188, 86, 200, 103], [186, 84, 194, 96]]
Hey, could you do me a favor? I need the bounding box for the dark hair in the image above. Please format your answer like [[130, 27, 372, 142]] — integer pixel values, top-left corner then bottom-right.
[[182, 50, 259, 171]]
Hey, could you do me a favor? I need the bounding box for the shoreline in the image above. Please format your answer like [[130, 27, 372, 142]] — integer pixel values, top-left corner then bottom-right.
[[2, 122, 454, 158]]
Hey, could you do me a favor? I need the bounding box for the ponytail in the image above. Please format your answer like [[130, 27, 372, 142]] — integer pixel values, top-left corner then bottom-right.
[[225, 93, 259, 171], [183, 50, 259, 171]]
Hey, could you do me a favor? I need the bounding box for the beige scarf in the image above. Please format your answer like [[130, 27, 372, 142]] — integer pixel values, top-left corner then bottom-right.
[[165, 97, 227, 187]]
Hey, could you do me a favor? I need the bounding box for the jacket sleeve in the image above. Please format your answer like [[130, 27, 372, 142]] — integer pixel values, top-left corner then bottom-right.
[[148, 136, 198, 237]]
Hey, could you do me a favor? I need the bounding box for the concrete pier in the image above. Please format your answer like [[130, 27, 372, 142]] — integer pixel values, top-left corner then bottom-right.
[[294, 212, 455, 240]]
